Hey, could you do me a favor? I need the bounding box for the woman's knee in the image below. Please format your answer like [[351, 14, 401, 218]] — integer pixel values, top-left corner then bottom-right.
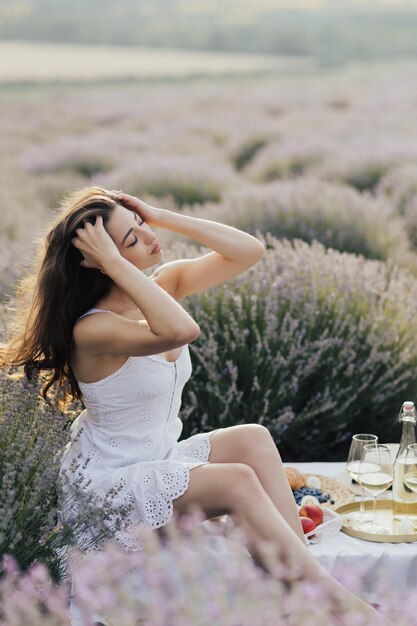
[[237, 424, 280, 462], [227, 462, 264, 505], [172, 462, 261, 517]]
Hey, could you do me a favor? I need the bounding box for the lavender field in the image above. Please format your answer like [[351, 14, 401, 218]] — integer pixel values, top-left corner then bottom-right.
[[2, 57, 417, 623], [3, 62, 417, 458]]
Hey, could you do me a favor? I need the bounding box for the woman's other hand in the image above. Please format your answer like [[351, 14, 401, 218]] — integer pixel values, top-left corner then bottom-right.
[[71, 215, 120, 271], [112, 191, 160, 227]]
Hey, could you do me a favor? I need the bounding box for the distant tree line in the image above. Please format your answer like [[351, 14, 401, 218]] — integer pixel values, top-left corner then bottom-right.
[[1, 1, 417, 66]]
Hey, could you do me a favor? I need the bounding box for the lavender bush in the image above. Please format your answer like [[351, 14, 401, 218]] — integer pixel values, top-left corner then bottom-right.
[[0, 368, 170, 587], [0, 555, 70, 625], [244, 138, 330, 182], [96, 154, 238, 207], [0, 508, 413, 626], [16, 130, 149, 177], [0, 167, 48, 242], [176, 236, 417, 460], [403, 198, 417, 253], [0, 371, 71, 580], [377, 162, 417, 216], [0, 242, 27, 303], [0, 371, 83, 579], [185, 178, 413, 268], [0, 372, 126, 581], [318, 152, 395, 193], [229, 135, 269, 171], [314, 136, 417, 193]]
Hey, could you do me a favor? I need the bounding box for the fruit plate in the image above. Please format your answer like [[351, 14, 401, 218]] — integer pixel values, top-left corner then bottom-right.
[[302, 474, 356, 510], [302, 507, 344, 544]]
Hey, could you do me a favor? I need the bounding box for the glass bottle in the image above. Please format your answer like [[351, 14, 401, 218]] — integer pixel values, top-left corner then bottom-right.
[[392, 401, 417, 517]]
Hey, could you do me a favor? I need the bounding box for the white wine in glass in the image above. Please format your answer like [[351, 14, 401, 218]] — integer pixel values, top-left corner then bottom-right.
[[347, 461, 380, 482], [346, 434, 378, 522], [358, 443, 393, 534], [403, 443, 417, 494], [359, 471, 394, 495]]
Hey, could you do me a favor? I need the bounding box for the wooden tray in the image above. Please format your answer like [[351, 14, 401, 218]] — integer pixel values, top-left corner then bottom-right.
[[304, 474, 355, 510], [336, 500, 417, 543]]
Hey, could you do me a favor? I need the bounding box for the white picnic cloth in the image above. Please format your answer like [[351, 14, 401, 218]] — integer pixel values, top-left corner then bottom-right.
[[285, 461, 417, 601]]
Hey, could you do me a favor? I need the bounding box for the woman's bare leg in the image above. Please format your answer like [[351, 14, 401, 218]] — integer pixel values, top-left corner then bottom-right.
[[208, 424, 305, 542], [172, 462, 392, 625]]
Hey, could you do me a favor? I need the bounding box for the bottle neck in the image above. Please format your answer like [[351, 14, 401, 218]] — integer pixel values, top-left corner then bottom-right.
[[398, 418, 416, 455]]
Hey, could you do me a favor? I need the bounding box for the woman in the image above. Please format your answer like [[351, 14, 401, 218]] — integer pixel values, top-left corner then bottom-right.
[[2, 186, 390, 624]]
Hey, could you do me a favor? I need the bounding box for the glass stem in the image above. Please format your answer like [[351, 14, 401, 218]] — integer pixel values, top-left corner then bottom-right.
[[360, 485, 366, 514], [372, 495, 377, 526]]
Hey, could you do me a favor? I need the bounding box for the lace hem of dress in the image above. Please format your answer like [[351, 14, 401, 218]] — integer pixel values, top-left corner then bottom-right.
[[58, 432, 217, 560], [173, 432, 212, 461], [67, 436, 215, 554], [114, 462, 199, 551], [115, 430, 218, 550]]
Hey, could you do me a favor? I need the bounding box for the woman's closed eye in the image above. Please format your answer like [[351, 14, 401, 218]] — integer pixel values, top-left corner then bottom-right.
[[128, 214, 145, 246]]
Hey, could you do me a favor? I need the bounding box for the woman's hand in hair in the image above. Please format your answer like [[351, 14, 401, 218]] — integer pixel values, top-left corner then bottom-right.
[[113, 192, 160, 227], [71, 215, 120, 271]]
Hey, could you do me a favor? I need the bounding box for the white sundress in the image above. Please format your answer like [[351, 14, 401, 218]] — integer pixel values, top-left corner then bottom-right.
[[57, 307, 221, 556]]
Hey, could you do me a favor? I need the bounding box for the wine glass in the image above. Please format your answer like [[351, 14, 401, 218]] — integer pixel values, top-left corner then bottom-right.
[[403, 443, 417, 494], [358, 443, 393, 534], [346, 433, 378, 522]]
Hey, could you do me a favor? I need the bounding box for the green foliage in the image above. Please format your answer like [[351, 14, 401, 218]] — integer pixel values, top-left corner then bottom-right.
[[230, 137, 268, 171], [137, 178, 221, 207], [61, 158, 114, 178], [320, 156, 397, 194], [257, 154, 319, 182], [341, 163, 389, 193]]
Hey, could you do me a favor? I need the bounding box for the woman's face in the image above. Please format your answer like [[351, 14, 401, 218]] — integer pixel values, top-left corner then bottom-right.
[[105, 204, 163, 270]]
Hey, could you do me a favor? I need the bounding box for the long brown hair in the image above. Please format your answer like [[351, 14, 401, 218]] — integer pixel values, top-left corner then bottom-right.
[[0, 186, 119, 407]]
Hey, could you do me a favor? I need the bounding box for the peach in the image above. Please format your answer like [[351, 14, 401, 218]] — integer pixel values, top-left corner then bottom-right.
[[299, 503, 323, 526], [300, 516, 317, 534]]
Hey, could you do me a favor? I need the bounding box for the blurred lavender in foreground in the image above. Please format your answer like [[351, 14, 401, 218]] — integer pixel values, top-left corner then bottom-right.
[[0, 508, 411, 626]]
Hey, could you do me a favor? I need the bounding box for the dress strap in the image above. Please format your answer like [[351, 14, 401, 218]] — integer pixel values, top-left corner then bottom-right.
[[75, 308, 113, 323]]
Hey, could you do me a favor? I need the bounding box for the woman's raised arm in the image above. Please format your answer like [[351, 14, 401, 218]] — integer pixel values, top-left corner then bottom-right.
[[72, 216, 199, 357], [116, 193, 265, 300]]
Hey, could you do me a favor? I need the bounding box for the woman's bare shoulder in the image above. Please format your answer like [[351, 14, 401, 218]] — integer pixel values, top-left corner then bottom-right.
[[70, 309, 142, 382]]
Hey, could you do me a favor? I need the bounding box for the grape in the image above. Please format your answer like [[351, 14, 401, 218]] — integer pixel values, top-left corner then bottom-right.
[[293, 486, 331, 505]]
